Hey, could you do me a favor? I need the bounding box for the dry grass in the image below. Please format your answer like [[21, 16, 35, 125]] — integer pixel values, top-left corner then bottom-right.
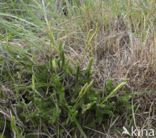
[[53, 2, 156, 135], [0, 0, 156, 137], [57, 1, 156, 91]]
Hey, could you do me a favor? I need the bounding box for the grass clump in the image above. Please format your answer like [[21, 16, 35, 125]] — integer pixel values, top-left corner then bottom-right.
[[0, 44, 131, 137], [0, 0, 156, 137]]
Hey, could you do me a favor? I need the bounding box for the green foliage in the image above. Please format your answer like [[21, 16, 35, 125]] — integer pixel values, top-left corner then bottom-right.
[[0, 44, 132, 137], [2, 0, 154, 137]]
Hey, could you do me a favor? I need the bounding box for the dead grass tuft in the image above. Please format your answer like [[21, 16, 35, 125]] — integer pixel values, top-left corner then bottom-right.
[[57, 6, 156, 91]]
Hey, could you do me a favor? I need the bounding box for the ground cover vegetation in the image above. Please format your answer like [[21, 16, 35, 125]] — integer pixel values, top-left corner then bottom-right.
[[0, 0, 156, 137]]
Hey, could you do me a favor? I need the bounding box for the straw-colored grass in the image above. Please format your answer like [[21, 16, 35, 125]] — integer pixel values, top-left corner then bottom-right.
[[0, 0, 156, 137]]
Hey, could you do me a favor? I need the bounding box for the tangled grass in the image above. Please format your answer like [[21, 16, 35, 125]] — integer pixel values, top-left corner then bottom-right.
[[0, 0, 156, 137]]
